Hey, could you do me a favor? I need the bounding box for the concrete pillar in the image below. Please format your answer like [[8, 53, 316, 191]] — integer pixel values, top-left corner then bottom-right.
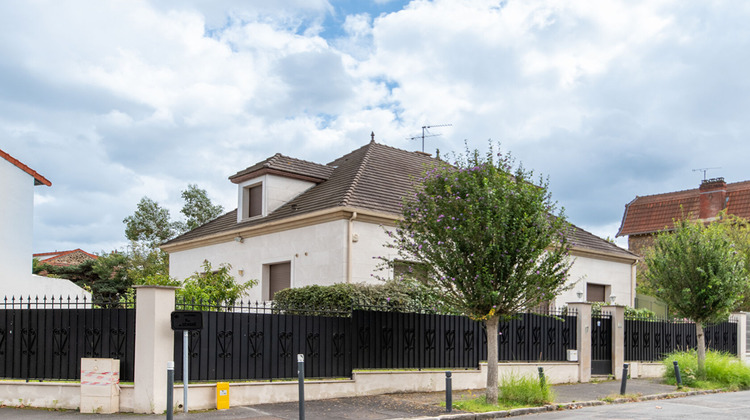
[[604, 305, 625, 379], [732, 312, 746, 362], [567, 302, 592, 383], [133, 286, 177, 414]]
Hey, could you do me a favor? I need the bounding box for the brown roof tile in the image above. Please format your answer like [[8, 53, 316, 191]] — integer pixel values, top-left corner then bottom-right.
[[229, 153, 334, 183], [617, 180, 750, 236], [165, 141, 635, 260]]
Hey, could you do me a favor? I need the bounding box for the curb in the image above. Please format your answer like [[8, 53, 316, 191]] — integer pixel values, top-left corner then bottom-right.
[[400, 388, 729, 420]]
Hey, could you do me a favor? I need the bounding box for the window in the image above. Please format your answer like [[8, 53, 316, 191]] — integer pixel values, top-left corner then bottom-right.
[[586, 283, 606, 303], [242, 183, 263, 219], [268, 262, 291, 300]]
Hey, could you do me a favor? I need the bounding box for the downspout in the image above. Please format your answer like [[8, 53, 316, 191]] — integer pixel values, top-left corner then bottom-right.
[[347, 212, 357, 283], [630, 259, 638, 307]]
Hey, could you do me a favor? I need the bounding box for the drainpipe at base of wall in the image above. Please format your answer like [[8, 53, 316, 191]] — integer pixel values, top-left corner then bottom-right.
[[347, 212, 357, 283]]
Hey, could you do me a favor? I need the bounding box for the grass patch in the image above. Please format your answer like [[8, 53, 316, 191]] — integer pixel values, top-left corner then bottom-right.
[[600, 392, 642, 403], [453, 372, 555, 412], [662, 349, 750, 390]]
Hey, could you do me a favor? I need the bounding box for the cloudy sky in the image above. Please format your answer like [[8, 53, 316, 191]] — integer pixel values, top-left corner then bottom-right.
[[2, 0, 749, 253]]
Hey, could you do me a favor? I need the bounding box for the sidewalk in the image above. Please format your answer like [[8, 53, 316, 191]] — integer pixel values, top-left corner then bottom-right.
[[0, 378, 686, 419]]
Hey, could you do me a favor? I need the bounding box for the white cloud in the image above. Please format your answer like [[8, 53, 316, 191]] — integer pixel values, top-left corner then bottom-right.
[[2, 0, 750, 253]]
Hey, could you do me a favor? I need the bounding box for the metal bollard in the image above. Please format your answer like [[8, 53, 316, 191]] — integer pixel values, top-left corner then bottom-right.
[[673, 361, 682, 388], [538, 367, 546, 389], [298, 354, 305, 420], [620, 363, 629, 395], [167, 361, 174, 420], [445, 371, 452, 413]]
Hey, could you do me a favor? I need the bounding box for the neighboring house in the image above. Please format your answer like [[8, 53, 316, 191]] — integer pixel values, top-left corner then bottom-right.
[[0, 148, 89, 300], [34, 249, 99, 267], [616, 177, 749, 256], [163, 140, 638, 306]]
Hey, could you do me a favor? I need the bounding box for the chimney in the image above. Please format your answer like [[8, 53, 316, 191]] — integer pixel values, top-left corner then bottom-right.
[[699, 177, 727, 220]]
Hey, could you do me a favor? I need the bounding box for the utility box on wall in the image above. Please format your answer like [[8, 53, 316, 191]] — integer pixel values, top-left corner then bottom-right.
[[567, 349, 579, 362], [80, 358, 120, 414]]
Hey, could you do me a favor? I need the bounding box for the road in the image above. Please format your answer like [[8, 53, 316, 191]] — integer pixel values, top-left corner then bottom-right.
[[528, 390, 750, 419]]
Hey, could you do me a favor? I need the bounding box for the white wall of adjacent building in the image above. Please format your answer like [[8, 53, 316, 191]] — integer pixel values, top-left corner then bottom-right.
[[0, 157, 34, 296], [0, 157, 89, 300]]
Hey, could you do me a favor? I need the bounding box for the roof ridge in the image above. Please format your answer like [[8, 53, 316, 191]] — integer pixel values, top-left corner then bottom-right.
[[340, 142, 376, 207]]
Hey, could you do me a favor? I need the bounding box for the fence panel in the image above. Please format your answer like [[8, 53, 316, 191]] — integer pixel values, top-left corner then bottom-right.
[[0, 297, 135, 381], [174, 305, 351, 381], [625, 317, 738, 361]]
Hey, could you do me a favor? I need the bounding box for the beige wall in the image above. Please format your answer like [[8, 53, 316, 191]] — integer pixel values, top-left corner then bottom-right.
[[556, 253, 635, 307]]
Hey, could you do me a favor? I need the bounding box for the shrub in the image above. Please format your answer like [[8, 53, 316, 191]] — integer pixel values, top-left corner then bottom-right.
[[499, 372, 556, 406], [272, 278, 449, 312], [663, 350, 750, 389]]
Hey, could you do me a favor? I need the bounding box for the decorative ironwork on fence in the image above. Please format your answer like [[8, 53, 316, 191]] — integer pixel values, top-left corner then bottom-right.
[[173, 300, 578, 381], [0, 296, 136, 381], [624, 315, 738, 361]]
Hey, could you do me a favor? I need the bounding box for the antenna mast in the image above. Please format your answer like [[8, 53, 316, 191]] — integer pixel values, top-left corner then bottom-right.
[[408, 123, 452, 152], [692, 167, 721, 181]]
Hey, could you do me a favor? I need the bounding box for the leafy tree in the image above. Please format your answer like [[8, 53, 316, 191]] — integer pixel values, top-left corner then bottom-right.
[[644, 218, 747, 376], [177, 184, 224, 233], [714, 213, 750, 311], [33, 252, 131, 302], [180, 261, 256, 305], [386, 145, 572, 402], [125, 241, 171, 285], [123, 197, 177, 248]]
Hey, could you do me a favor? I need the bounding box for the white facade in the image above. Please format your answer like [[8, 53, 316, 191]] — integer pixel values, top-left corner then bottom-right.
[[168, 211, 635, 307], [168, 218, 395, 301], [555, 251, 636, 308], [0, 155, 88, 300]]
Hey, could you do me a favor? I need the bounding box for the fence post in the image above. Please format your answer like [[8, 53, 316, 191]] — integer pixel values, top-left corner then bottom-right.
[[133, 286, 178, 414], [604, 305, 625, 379], [567, 302, 592, 383], [732, 312, 746, 362]]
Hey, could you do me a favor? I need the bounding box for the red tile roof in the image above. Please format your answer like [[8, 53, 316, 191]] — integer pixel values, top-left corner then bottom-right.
[[0, 148, 51, 186], [33, 249, 98, 267], [617, 180, 750, 236]]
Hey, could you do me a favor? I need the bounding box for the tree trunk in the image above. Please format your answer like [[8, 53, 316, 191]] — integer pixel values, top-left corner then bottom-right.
[[485, 315, 500, 403], [696, 320, 706, 378]]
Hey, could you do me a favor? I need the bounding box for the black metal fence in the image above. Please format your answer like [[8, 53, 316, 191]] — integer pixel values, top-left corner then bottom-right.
[[173, 302, 578, 381], [625, 316, 738, 361], [0, 296, 136, 381]]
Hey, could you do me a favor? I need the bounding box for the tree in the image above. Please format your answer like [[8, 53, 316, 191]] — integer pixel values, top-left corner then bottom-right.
[[386, 146, 572, 402], [180, 260, 256, 305], [643, 218, 747, 376], [123, 197, 177, 248], [177, 184, 224, 233]]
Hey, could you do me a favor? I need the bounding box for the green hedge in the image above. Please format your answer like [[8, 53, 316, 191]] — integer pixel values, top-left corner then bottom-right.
[[272, 279, 448, 312]]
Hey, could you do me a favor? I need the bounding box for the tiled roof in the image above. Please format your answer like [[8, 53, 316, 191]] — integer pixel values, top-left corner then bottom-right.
[[616, 180, 750, 236], [34, 249, 98, 266], [165, 141, 636, 260], [0, 148, 51, 186], [229, 153, 334, 183]]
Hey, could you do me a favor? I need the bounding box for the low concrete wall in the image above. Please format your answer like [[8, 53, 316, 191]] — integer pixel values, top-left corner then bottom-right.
[[0, 360, 665, 412], [0, 381, 80, 410], [627, 361, 666, 378], [162, 362, 580, 412]]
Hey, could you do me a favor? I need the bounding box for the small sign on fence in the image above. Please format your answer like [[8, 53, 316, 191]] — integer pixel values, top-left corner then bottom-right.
[[171, 311, 203, 330]]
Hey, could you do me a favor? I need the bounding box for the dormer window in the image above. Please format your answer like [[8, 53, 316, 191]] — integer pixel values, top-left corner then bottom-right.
[[242, 182, 263, 219]]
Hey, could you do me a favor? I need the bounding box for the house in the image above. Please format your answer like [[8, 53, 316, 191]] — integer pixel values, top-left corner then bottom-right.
[[0, 148, 89, 300], [616, 177, 750, 256], [34, 249, 99, 267], [162, 140, 638, 306]]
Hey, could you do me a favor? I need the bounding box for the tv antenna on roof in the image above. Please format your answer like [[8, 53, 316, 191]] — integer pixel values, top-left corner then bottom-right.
[[407, 124, 452, 153], [692, 167, 721, 181]]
